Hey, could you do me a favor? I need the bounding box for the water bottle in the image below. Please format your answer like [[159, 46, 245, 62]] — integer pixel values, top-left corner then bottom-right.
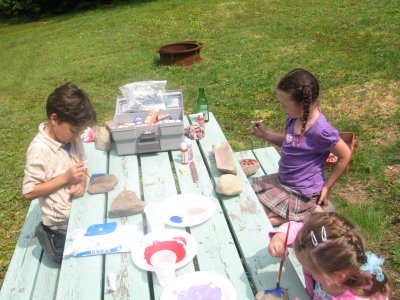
[[195, 88, 209, 122]]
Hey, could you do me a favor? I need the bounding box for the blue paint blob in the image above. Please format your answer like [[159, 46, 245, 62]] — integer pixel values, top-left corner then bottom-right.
[[170, 216, 183, 223], [264, 287, 283, 296]]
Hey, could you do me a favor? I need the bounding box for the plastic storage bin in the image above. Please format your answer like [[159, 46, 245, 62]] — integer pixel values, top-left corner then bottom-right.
[[109, 90, 185, 156]]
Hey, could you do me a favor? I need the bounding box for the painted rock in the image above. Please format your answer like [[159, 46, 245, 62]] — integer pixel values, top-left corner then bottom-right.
[[239, 159, 260, 176], [255, 288, 289, 300]]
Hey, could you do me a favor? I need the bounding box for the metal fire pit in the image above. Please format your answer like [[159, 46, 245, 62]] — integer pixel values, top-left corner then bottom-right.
[[156, 41, 203, 67]]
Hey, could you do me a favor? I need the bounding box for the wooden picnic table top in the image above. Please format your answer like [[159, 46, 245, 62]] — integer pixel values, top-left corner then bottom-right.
[[0, 113, 308, 300]]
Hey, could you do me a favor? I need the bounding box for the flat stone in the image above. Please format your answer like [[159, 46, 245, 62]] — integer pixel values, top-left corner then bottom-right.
[[213, 141, 237, 175], [108, 190, 145, 218], [87, 174, 118, 194]]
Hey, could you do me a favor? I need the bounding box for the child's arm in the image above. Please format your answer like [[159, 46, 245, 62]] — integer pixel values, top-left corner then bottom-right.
[[69, 172, 87, 198], [250, 122, 285, 147], [318, 138, 352, 206], [23, 163, 86, 200], [268, 221, 303, 259]]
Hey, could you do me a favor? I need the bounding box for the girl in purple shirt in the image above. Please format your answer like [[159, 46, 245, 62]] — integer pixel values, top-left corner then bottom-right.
[[250, 68, 352, 226]]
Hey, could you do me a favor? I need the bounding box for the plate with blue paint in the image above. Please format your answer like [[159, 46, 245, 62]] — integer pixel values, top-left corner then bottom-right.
[[161, 194, 215, 227], [160, 271, 236, 300]]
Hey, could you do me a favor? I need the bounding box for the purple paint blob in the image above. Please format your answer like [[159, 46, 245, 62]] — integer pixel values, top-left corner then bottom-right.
[[175, 282, 222, 300], [170, 216, 183, 223]]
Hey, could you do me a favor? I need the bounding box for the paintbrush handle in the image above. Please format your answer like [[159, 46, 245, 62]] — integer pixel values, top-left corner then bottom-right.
[[71, 157, 91, 179], [276, 222, 291, 288]]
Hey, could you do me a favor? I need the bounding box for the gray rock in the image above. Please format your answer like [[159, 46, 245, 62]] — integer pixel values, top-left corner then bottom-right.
[[108, 190, 145, 218]]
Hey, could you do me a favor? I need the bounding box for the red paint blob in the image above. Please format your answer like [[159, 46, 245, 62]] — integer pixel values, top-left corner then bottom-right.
[[144, 237, 187, 265]]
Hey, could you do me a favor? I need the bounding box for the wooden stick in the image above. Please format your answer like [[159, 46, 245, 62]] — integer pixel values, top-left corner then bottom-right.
[[276, 222, 291, 288]]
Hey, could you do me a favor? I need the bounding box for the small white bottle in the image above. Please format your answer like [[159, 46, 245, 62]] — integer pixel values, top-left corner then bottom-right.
[[180, 142, 189, 165], [185, 138, 193, 161]]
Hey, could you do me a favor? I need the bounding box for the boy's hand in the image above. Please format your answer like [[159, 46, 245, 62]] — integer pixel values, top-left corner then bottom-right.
[[268, 233, 288, 260], [70, 181, 86, 197], [65, 163, 86, 185]]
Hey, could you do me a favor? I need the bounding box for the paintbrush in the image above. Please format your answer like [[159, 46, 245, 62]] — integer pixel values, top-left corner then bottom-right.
[[276, 222, 291, 289], [71, 156, 91, 179], [247, 120, 263, 129]]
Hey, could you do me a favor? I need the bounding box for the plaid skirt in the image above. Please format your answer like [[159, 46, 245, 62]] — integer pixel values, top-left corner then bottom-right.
[[251, 174, 320, 222]]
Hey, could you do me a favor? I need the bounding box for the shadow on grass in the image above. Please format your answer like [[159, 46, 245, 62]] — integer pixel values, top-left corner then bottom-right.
[[0, 0, 157, 25]]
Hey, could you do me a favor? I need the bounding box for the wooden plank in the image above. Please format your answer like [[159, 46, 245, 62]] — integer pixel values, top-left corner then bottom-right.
[[170, 117, 254, 299], [0, 200, 42, 300], [193, 113, 309, 300], [31, 256, 60, 300], [56, 142, 108, 300], [104, 145, 151, 300], [140, 151, 195, 299]]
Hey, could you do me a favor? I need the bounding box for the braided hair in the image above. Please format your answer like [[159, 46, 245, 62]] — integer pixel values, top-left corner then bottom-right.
[[294, 212, 390, 298], [277, 68, 319, 146]]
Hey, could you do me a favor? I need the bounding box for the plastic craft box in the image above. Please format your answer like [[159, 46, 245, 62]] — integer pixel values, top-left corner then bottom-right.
[[325, 132, 356, 170], [109, 90, 185, 156]]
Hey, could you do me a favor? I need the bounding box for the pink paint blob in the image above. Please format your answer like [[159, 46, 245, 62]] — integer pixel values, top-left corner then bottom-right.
[[187, 207, 206, 215], [144, 237, 187, 265]]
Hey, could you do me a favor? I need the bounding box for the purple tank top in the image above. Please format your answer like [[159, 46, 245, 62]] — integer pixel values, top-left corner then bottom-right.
[[278, 113, 339, 195]]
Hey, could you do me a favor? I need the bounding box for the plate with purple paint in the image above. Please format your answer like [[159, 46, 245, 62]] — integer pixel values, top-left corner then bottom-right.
[[161, 194, 215, 227], [131, 229, 198, 271], [160, 271, 236, 300]]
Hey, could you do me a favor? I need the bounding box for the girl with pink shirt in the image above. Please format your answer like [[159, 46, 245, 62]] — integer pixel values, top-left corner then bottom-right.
[[268, 213, 391, 300]]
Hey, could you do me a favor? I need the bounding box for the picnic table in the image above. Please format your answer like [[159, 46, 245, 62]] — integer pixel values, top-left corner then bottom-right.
[[0, 113, 309, 300]]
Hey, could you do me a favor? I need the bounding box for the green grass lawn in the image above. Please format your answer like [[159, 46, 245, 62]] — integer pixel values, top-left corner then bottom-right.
[[1, 0, 399, 296]]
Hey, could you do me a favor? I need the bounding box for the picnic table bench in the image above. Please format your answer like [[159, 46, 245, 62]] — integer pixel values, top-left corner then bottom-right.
[[0, 113, 308, 300]]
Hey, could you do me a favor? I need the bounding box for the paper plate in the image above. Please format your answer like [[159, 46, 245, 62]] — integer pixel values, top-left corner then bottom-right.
[[160, 271, 237, 300], [161, 194, 215, 227], [131, 229, 197, 271]]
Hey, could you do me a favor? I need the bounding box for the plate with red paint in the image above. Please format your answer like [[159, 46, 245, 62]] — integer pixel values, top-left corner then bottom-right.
[[160, 271, 237, 300], [161, 194, 215, 227], [131, 229, 198, 271]]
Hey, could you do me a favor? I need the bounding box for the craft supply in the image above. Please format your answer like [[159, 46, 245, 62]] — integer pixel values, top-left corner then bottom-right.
[[150, 250, 177, 287], [180, 142, 189, 165], [276, 222, 291, 288], [71, 156, 91, 179], [185, 138, 193, 161], [197, 112, 205, 128], [135, 117, 143, 125], [144, 203, 165, 232], [144, 109, 160, 125], [189, 161, 199, 183], [248, 120, 263, 129], [105, 272, 117, 293]]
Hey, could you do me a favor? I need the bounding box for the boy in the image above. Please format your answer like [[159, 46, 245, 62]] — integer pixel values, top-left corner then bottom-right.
[[23, 83, 96, 264]]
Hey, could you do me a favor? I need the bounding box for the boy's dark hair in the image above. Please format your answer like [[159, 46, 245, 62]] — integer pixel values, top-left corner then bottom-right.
[[46, 83, 96, 127], [277, 68, 319, 144]]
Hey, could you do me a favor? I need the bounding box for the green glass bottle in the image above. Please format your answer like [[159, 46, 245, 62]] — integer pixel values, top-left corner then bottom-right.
[[195, 88, 209, 122]]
